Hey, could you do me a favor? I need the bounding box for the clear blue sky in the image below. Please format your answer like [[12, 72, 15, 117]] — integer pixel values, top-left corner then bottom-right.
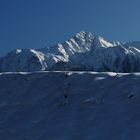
[[0, 0, 140, 56]]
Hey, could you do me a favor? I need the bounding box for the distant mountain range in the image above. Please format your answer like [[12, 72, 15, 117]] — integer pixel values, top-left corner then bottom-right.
[[1, 31, 140, 72]]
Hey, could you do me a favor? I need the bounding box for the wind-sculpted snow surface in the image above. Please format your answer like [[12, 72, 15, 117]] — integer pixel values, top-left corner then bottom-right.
[[1, 31, 140, 72], [0, 71, 140, 140]]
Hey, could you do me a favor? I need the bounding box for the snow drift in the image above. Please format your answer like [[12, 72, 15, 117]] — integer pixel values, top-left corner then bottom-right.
[[0, 71, 140, 140]]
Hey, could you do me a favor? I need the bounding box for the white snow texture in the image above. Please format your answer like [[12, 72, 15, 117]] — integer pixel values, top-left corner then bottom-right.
[[0, 71, 140, 140], [1, 31, 140, 72]]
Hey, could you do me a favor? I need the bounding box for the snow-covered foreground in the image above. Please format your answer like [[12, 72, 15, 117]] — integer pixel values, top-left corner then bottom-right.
[[0, 71, 140, 140]]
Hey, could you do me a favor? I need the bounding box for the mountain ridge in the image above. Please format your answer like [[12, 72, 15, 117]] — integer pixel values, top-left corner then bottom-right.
[[1, 31, 140, 72]]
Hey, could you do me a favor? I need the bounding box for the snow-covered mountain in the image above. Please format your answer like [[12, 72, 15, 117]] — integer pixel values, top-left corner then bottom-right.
[[1, 31, 140, 72], [1, 71, 140, 140]]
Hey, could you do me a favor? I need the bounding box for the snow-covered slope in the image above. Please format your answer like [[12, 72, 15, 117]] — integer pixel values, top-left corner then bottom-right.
[[1, 31, 140, 72], [0, 71, 140, 140]]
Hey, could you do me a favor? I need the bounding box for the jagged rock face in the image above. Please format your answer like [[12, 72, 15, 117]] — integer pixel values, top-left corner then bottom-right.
[[1, 31, 140, 72]]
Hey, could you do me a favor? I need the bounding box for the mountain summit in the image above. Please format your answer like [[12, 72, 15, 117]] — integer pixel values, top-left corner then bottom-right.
[[1, 31, 140, 72]]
